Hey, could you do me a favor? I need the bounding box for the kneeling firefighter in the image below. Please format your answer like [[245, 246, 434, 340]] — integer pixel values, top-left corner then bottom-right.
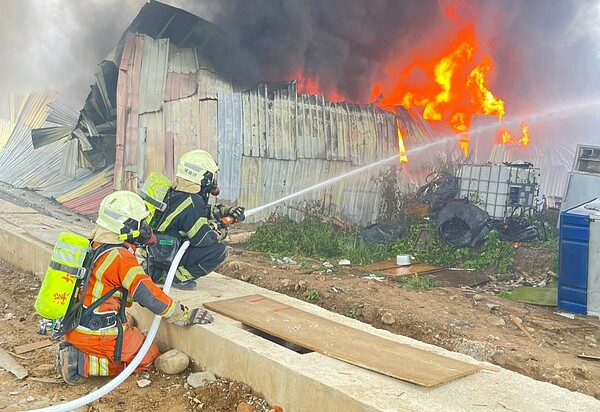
[[55, 190, 212, 385], [144, 149, 245, 290]]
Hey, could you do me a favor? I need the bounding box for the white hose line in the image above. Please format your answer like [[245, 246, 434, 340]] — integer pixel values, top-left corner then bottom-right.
[[26, 240, 191, 412]]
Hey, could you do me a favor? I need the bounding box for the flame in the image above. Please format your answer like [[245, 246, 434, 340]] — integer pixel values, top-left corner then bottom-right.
[[294, 71, 345, 102], [397, 122, 408, 162], [466, 56, 505, 120], [520, 125, 530, 146], [496, 123, 530, 146], [291, 24, 528, 161]]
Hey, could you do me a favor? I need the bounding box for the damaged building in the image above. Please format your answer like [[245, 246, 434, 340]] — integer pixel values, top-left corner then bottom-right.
[[0, 1, 570, 223]]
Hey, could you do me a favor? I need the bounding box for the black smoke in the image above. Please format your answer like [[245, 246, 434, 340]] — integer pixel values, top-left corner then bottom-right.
[[1, 0, 599, 118]]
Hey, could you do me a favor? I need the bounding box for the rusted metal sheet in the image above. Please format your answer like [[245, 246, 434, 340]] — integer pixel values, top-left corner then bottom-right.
[[61, 183, 113, 216], [217, 92, 243, 203], [114, 32, 137, 190], [267, 82, 297, 160], [242, 86, 267, 158], [139, 111, 165, 182], [139, 35, 169, 114], [164, 72, 197, 101], [164, 96, 201, 168], [326, 102, 351, 162], [169, 47, 198, 74], [121, 34, 145, 191], [297, 93, 327, 160]]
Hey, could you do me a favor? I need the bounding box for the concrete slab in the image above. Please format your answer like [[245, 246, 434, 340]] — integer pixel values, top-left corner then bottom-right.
[[1, 199, 599, 411]]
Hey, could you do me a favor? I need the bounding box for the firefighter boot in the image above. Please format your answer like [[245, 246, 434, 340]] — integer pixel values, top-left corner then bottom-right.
[[54, 341, 86, 385]]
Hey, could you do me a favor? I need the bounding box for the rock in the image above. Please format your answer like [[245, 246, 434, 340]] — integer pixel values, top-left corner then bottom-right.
[[280, 279, 291, 287], [448, 319, 469, 328], [294, 280, 308, 292], [237, 402, 253, 412], [187, 371, 216, 388], [472, 294, 484, 301], [488, 317, 506, 326], [585, 335, 597, 343], [381, 313, 395, 325], [338, 259, 351, 266], [154, 349, 190, 374], [486, 304, 499, 311], [136, 379, 152, 388], [26, 396, 34, 402]]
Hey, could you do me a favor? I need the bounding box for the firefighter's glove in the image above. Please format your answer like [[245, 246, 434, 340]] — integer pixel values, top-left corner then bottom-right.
[[212, 204, 227, 221], [168, 304, 214, 326], [226, 206, 245, 222]]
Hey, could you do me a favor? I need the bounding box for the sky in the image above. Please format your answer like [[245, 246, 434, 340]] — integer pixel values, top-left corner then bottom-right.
[[1, 0, 599, 128]]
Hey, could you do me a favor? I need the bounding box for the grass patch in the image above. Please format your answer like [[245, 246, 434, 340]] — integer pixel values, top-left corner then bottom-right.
[[247, 214, 517, 272], [497, 290, 515, 300], [247, 216, 390, 265], [397, 274, 439, 290]]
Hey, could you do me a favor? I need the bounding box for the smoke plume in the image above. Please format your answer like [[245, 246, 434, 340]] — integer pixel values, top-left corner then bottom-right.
[[1, 0, 599, 121]]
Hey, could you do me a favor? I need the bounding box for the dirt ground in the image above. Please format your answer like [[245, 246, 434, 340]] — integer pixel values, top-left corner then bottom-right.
[[1, 182, 600, 410], [219, 242, 600, 400]]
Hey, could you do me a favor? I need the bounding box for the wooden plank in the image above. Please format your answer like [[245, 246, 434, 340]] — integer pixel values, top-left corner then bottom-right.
[[204, 294, 481, 387], [360, 259, 444, 277], [14, 339, 54, 355]]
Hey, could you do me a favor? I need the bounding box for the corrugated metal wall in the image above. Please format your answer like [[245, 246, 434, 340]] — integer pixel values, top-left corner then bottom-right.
[[216, 82, 401, 224]]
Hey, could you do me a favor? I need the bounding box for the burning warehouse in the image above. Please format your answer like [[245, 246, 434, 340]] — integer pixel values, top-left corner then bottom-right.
[[0, 0, 598, 222]]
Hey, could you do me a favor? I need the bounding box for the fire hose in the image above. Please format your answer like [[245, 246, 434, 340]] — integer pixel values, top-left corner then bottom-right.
[[25, 240, 191, 412]]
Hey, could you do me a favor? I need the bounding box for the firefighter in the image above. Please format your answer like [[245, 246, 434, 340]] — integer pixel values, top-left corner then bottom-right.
[[150, 149, 245, 290], [55, 190, 213, 385]]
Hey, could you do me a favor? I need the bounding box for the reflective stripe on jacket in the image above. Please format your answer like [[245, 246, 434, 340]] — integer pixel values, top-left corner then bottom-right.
[[74, 242, 177, 336], [155, 191, 218, 247]]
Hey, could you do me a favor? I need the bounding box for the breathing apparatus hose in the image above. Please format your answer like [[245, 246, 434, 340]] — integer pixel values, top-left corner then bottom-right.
[[25, 240, 191, 412]]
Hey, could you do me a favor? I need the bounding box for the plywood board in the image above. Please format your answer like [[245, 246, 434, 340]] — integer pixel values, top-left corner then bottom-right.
[[204, 294, 481, 387], [360, 259, 444, 277]]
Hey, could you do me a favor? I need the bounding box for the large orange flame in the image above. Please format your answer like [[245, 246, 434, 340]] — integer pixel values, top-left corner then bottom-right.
[[293, 25, 527, 160]]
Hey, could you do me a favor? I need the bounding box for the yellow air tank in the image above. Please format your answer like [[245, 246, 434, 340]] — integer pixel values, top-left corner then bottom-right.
[[34, 232, 90, 319]]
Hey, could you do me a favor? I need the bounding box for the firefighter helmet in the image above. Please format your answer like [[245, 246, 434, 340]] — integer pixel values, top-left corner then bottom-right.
[[96, 191, 150, 240], [176, 150, 219, 186]]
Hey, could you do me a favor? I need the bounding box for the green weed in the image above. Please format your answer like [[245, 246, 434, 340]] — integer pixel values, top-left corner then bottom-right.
[[305, 289, 319, 301], [397, 274, 439, 290], [341, 308, 359, 319]]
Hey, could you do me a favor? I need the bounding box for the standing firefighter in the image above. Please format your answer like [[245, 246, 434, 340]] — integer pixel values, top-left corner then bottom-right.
[[143, 149, 245, 290], [54, 190, 213, 385]]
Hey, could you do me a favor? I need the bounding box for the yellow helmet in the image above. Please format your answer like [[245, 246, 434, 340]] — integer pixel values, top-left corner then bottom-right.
[[96, 191, 150, 238], [176, 150, 219, 186]]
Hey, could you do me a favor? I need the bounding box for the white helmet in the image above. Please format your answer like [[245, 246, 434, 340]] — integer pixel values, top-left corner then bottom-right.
[[176, 150, 219, 186], [96, 191, 150, 240]]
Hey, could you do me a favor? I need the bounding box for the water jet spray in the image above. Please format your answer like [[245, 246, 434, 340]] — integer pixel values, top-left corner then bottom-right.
[[244, 136, 457, 218]]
